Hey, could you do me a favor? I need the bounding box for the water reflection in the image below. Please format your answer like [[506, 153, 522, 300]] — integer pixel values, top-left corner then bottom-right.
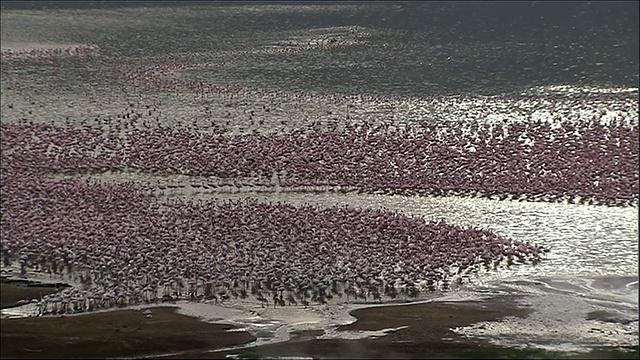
[[199, 191, 638, 279]]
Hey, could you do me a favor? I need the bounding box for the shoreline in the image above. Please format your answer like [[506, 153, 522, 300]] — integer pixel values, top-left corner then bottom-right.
[[2, 273, 638, 359], [0, 274, 524, 359]]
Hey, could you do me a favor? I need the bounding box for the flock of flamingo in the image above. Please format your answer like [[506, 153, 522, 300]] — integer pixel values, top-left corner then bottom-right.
[[1, 32, 638, 317], [2, 168, 547, 314], [0, 45, 101, 62], [2, 114, 637, 207]]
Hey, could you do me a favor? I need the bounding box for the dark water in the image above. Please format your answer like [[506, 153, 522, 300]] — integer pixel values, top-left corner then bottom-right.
[[2, 1, 638, 97]]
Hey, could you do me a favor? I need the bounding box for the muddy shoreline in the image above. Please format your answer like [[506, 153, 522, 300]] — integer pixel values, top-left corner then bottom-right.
[[2, 276, 638, 359], [0, 276, 520, 359], [1, 279, 68, 309]]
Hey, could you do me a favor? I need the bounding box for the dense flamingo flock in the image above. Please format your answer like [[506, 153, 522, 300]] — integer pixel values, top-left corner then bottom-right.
[[1, 105, 635, 314], [2, 114, 637, 206], [1, 166, 547, 315], [0, 27, 637, 318], [0, 45, 101, 62]]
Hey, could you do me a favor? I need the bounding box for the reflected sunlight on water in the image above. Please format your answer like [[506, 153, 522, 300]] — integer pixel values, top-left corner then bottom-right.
[[208, 191, 639, 278]]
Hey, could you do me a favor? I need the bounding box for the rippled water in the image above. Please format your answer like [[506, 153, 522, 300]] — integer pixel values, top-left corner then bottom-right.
[[2, 2, 638, 96], [170, 190, 638, 279]]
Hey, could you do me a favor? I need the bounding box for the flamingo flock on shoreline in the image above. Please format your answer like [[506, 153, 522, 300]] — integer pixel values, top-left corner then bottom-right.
[[0, 38, 637, 317], [1, 168, 547, 315]]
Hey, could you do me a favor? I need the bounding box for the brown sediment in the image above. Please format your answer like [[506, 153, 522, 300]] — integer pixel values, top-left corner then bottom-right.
[[164, 296, 531, 359], [214, 339, 479, 360], [289, 329, 326, 341], [0, 306, 257, 359], [0, 282, 62, 309], [337, 296, 530, 336]]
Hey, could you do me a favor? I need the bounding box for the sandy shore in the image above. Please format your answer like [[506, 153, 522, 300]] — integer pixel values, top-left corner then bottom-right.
[[0, 282, 63, 309], [156, 297, 531, 360]]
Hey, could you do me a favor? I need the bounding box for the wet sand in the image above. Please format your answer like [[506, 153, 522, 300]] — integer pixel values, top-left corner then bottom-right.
[[2, 271, 639, 360], [0, 282, 63, 309], [168, 295, 639, 360], [2, 298, 524, 360], [1, 276, 256, 359], [170, 297, 530, 359], [0, 276, 521, 359], [1, 305, 257, 359]]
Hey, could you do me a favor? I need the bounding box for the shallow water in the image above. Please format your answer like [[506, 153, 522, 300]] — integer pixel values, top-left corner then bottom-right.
[[167, 190, 637, 279], [2, 2, 639, 96], [448, 277, 638, 352], [154, 186, 639, 352]]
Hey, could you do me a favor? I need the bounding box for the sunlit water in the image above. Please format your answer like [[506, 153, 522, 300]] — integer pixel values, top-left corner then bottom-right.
[[169, 190, 637, 278], [167, 189, 639, 351]]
